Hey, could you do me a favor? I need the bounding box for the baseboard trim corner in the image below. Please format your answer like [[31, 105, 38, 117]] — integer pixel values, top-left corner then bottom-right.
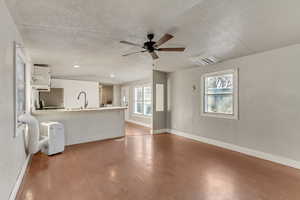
[[9, 154, 31, 200], [168, 129, 300, 170]]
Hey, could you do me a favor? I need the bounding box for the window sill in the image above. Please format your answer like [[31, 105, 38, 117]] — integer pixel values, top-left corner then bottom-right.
[[132, 113, 152, 119], [201, 112, 238, 120]]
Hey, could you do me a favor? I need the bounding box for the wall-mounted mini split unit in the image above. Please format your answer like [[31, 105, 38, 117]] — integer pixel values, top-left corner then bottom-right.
[[190, 55, 219, 66]]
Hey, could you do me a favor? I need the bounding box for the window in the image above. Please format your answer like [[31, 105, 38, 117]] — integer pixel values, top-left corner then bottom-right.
[[201, 69, 238, 119], [14, 41, 26, 137], [134, 87, 143, 114], [134, 86, 152, 116], [143, 86, 152, 116]]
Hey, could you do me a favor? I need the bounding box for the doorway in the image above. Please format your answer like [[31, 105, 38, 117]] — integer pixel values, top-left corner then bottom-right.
[[121, 86, 130, 121]]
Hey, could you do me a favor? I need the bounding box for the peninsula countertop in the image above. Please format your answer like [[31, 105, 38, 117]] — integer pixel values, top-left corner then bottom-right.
[[32, 106, 127, 115], [32, 106, 127, 145]]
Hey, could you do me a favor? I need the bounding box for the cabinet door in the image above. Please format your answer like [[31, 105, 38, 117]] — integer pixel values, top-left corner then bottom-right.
[[32, 67, 50, 86]]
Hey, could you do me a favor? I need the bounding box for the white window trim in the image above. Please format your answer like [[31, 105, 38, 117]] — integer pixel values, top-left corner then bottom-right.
[[133, 85, 152, 117], [201, 68, 239, 120], [14, 41, 27, 137]]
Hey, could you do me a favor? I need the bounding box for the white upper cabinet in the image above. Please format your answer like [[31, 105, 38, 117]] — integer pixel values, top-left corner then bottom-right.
[[31, 66, 50, 91]]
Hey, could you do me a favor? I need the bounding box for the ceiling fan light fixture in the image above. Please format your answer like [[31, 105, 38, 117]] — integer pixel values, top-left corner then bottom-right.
[[120, 33, 185, 60]]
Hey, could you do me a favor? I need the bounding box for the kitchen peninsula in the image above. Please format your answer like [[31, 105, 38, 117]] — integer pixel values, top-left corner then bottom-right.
[[32, 107, 126, 145]]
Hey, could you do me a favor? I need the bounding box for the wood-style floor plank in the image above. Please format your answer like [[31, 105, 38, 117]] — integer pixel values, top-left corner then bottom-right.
[[16, 123, 300, 200], [125, 122, 151, 136]]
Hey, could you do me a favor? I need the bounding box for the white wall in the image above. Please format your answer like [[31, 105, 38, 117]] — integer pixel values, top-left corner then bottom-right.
[[121, 78, 152, 127], [51, 79, 99, 108], [168, 44, 300, 162], [0, 1, 30, 199]]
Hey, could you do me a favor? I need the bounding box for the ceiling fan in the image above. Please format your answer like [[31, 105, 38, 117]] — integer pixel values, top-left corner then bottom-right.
[[120, 33, 185, 60]]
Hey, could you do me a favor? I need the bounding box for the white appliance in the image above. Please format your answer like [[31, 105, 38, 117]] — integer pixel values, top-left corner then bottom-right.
[[40, 121, 65, 155]]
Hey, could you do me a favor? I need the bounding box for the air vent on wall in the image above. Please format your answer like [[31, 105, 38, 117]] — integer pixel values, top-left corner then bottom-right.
[[190, 55, 219, 66]]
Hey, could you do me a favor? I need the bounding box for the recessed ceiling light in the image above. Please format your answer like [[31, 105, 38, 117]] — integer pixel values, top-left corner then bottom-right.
[[73, 65, 80, 68], [110, 73, 115, 78]]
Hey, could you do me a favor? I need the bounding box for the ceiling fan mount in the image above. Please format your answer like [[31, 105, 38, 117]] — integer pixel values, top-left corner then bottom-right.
[[144, 33, 163, 52], [147, 33, 154, 41], [120, 33, 185, 60]]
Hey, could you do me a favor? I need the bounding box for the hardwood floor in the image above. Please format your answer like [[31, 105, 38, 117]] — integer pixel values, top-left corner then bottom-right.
[[125, 121, 151, 136], [16, 123, 300, 200]]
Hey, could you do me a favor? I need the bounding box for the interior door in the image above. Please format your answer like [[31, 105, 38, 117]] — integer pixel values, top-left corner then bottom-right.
[[121, 86, 130, 121]]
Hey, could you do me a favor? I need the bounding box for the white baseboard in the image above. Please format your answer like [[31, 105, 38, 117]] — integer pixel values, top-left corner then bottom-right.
[[152, 129, 169, 134], [9, 155, 31, 200], [126, 120, 151, 128], [168, 129, 300, 169]]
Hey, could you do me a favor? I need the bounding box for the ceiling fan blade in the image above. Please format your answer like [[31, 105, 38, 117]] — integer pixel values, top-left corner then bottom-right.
[[150, 52, 159, 60], [155, 34, 174, 47], [157, 47, 185, 52], [120, 40, 142, 47], [122, 50, 146, 56]]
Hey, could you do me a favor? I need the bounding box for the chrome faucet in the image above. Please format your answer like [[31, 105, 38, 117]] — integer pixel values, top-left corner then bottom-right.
[[77, 91, 88, 109]]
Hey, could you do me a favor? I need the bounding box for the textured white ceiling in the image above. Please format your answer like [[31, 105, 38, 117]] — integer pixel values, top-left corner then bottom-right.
[[5, 0, 300, 83]]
